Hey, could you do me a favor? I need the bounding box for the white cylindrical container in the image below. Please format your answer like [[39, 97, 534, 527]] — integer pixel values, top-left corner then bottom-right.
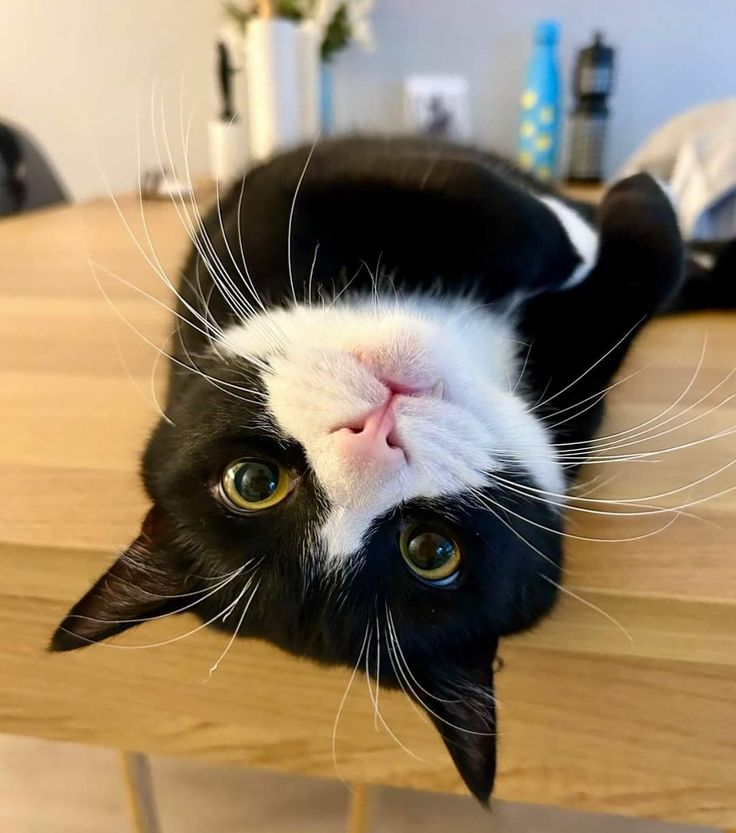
[[245, 18, 302, 161], [297, 20, 320, 143], [208, 120, 247, 186]]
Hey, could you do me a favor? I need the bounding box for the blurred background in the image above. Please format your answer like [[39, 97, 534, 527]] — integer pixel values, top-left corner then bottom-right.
[[2, 0, 735, 201]]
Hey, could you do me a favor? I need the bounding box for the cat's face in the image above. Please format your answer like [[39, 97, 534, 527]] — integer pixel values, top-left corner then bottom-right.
[[223, 297, 564, 559], [51, 156, 683, 803]]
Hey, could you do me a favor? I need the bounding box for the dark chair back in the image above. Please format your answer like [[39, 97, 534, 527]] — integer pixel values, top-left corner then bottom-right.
[[0, 121, 68, 216]]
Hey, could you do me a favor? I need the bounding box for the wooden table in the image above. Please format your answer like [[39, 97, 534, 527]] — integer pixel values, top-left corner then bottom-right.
[[1, 194, 735, 831]]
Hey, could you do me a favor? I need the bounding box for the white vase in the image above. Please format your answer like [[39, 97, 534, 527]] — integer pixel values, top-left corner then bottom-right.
[[297, 20, 320, 141], [245, 18, 319, 161], [208, 120, 247, 186]]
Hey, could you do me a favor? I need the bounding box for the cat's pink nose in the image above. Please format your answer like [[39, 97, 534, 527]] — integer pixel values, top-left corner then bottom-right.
[[333, 400, 405, 465]]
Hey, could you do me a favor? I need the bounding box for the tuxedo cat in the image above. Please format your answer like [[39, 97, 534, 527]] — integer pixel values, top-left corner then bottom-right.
[[52, 137, 687, 803]]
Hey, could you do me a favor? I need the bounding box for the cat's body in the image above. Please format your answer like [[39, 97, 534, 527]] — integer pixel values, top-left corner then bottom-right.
[[53, 137, 686, 802]]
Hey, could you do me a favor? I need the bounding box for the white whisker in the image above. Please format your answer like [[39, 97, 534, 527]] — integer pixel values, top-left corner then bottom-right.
[[59, 564, 263, 651], [87, 259, 262, 403], [363, 621, 423, 760], [531, 318, 644, 413], [67, 563, 251, 627], [308, 241, 320, 308], [382, 610, 494, 737], [385, 607, 460, 704], [207, 575, 262, 677], [112, 332, 173, 425], [538, 574, 633, 642], [332, 623, 371, 786], [288, 137, 320, 305]]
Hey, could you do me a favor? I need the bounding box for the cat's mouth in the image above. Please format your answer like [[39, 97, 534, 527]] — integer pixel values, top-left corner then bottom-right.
[[373, 376, 444, 400]]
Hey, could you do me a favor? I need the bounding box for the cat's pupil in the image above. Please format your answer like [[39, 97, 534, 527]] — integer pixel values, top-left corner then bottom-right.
[[408, 530, 456, 571], [234, 461, 280, 503]]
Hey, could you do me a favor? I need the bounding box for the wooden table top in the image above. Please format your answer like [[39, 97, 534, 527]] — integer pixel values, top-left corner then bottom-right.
[[1, 194, 735, 828]]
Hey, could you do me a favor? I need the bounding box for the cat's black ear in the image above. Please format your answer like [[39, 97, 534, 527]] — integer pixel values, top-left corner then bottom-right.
[[49, 507, 189, 652], [421, 646, 498, 806]]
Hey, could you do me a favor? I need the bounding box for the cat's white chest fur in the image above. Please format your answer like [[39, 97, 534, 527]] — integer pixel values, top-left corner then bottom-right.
[[221, 297, 563, 563]]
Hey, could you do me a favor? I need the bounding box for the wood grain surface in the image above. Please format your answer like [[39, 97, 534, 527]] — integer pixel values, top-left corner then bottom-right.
[[1, 194, 735, 828]]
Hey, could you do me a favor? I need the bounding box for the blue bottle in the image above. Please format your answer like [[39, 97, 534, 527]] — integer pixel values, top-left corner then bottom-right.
[[518, 20, 561, 182]]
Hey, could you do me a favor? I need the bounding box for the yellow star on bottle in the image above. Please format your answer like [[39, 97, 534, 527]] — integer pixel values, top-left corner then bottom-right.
[[521, 121, 536, 138], [537, 165, 552, 181], [535, 134, 552, 151], [518, 150, 533, 170], [539, 105, 555, 124], [521, 90, 537, 109]]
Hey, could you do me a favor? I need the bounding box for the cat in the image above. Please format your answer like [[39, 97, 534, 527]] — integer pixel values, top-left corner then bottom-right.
[[51, 136, 690, 803]]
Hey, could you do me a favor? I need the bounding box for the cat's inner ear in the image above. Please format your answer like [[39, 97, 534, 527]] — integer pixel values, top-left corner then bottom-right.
[[420, 644, 499, 805], [50, 507, 189, 652]]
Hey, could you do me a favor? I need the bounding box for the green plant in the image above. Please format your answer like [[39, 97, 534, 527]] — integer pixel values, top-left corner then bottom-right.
[[320, 4, 351, 62], [223, 1, 252, 33], [223, 0, 373, 61]]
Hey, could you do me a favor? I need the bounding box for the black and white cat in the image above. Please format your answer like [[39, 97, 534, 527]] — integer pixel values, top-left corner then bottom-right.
[[52, 137, 689, 802]]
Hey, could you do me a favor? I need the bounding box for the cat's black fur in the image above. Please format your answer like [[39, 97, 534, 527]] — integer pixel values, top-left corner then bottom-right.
[[51, 137, 686, 803]]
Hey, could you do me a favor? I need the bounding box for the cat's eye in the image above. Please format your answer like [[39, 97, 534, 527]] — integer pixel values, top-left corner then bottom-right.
[[219, 458, 291, 512], [400, 523, 462, 585]]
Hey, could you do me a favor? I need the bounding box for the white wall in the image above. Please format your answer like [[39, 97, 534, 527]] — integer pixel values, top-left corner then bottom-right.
[[1, 0, 221, 201], [2, 0, 735, 200], [333, 0, 736, 176]]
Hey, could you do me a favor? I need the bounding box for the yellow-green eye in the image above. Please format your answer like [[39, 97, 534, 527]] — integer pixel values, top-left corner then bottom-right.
[[400, 523, 462, 585], [220, 458, 290, 512]]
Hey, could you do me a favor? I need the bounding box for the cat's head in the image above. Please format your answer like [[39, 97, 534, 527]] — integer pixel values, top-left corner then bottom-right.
[[53, 295, 563, 800], [51, 168, 682, 803]]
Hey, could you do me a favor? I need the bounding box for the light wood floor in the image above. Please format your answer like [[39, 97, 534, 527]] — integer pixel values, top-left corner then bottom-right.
[[0, 733, 720, 833]]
